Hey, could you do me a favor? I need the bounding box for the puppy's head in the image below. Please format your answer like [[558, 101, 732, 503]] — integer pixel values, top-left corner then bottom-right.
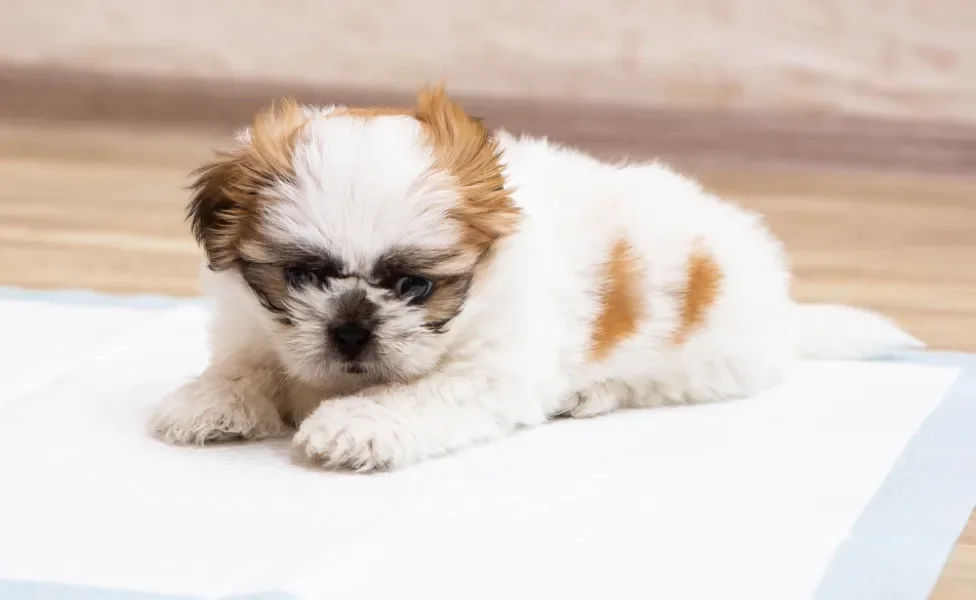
[[188, 86, 520, 385]]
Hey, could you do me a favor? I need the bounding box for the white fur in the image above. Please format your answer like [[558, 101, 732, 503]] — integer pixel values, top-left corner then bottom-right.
[[150, 116, 923, 471]]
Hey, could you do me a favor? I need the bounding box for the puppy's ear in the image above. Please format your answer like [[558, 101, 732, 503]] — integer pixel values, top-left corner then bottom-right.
[[186, 153, 247, 270], [186, 99, 307, 270], [414, 85, 489, 155], [414, 85, 521, 250]]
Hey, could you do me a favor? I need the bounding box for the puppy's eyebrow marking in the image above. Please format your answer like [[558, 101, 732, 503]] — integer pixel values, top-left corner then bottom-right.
[[269, 245, 344, 272], [373, 247, 475, 279]]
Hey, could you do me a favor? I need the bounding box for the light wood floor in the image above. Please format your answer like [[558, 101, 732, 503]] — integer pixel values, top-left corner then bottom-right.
[[0, 121, 973, 598]]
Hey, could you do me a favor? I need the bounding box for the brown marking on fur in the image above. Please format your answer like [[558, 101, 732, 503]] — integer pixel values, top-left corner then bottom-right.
[[670, 245, 723, 344], [186, 98, 307, 269], [587, 239, 644, 362], [413, 85, 522, 254]]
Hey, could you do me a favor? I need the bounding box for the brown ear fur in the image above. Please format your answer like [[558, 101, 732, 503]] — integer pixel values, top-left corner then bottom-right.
[[414, 85, 521, 252], [186, 99, 307, 269], [186, 152, 244, 269]]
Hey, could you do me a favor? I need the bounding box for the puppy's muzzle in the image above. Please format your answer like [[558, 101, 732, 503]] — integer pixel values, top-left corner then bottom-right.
[[329, 289, 379, 360]]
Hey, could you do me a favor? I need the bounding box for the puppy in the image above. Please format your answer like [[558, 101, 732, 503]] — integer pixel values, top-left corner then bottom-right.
[[149, 85, 923, 471]]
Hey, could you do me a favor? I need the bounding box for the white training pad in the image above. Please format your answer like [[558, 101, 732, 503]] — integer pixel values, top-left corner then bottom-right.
[[0, 295, 966, 600]]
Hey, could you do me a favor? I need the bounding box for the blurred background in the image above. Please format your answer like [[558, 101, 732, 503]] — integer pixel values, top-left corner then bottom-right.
[[0, 10, 973, 339], [0, 1, 973, 595], [0, 2, 973, 340], [3, 1, 976, 119]]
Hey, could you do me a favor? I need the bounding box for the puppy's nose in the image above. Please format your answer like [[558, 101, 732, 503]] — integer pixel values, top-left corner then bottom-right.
[[329, 323, 373, 359]]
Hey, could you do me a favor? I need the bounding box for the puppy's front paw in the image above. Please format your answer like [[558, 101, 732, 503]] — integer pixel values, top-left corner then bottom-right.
[[149, 375, 285, 445], [293, 399, 420, 472]]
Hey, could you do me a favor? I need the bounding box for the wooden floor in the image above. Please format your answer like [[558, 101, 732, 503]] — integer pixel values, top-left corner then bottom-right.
[[0, 120, 973, 598]]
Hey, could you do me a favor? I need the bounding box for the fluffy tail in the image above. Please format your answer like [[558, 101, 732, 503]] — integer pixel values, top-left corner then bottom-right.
[[792, 303, 924, 360]]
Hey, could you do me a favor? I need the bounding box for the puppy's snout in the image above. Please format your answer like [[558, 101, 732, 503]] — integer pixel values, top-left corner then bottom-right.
[[329, 323, 373, 359], [329, 290, 379, 359]]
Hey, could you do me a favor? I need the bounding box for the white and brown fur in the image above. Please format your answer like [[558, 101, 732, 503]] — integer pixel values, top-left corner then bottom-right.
[[149, 85, 923, 471]]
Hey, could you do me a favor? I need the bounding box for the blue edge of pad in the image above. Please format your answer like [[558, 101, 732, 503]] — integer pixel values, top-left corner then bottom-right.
[[1, 286, 973, 600]]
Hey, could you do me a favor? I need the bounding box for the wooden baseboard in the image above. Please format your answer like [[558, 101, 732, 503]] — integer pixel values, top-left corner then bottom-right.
[[2, 63, 975, 176]]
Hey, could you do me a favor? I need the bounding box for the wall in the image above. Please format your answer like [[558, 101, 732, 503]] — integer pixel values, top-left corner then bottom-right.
[[2, 0, 974, 122]]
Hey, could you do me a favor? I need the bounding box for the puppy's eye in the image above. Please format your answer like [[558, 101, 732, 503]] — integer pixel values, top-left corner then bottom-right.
[[394, 276, 434, 303], [284, 266, 320, 288]]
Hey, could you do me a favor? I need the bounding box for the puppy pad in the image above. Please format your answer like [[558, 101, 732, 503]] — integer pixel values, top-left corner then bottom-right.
[[1, 288, 974, 600]]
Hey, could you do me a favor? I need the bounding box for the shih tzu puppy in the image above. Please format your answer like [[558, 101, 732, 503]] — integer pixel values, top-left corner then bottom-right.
[[149, 85, 922, 471]]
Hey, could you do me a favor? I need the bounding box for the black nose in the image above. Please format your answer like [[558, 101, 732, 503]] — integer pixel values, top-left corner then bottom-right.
[[329, 323, 373, 359]]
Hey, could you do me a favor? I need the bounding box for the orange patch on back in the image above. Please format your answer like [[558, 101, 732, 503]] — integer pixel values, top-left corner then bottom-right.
[[588, 239, 645, 362], [670, 245, 723, 344]]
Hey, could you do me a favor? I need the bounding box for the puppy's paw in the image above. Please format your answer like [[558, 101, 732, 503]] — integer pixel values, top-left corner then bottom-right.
[[567, 381, 628, 419], [149, 375, 285, 445], [293, 398, 420, 472]]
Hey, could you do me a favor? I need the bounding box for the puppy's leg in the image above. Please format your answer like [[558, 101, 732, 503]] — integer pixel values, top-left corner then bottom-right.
[[565, 380, 632, 419], [293, 371, 549, 471], [149, 362, 286, 445], [150, 266, 289, 445]]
